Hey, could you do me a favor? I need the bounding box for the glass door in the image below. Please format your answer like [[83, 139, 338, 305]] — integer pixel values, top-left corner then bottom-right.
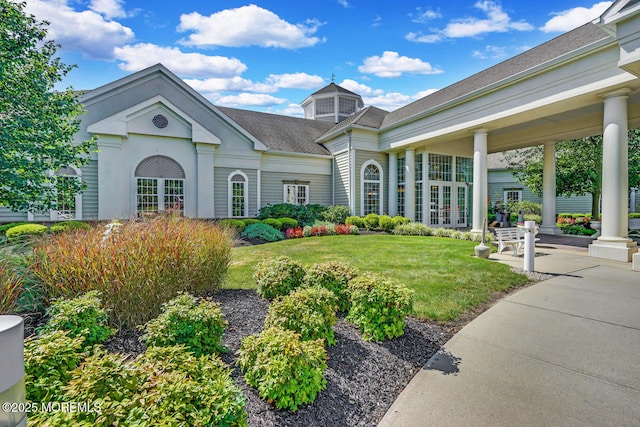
[[429, 183, 453, 228], [456, 185, 469, 227]]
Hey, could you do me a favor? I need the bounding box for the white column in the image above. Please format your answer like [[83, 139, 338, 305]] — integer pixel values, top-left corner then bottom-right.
[[405, 149, 416, 220], [539, 142, 562, 235], [472, 129, 488, 233], [0, 316, 26, 427], [388, 152, 398, 217], [96, 136, 126, 220], [195, 143, 216, 218], [589, 89, 638, 262]]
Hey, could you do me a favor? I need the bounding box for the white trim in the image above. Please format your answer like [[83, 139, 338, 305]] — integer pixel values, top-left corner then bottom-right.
[[360, 159, 384, 216], [50, 165, 83, 221], [283, 184, 310, 205], [257, 169, 261, 213], [227, 170, 249, 218]]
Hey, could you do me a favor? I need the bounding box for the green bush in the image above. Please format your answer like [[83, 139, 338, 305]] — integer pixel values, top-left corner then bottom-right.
[[347, 273, 414, 341], [50, 220, 90, 234], [219, 219, 247, 232], [6, 223, 48, 241], [24, 330, 88, 402], [261, 218, 283, 230], [242, 218, 260, 226], [258, 203, 327, 226], [321, 205, 351, 224], [378, 215, 395, 232], [393, 216, 411, 227], [629, 213, 640, 219], [279, 217, 298, 230], [392, 222, 433, 236], [265, 287, 339, 345], [133, 346, 247, 426], [363, 213, 380, 230], [507, 200, 542, 216], [38, 290, 114, 348], [559, 224, 597, 235], [0, 222, 28, 235], [241, 222, 283, 242], [303, 261, 360, 311], [523, 214, 542, 224], [140, 292, 227, 355], [345, 215, 365, 228], [253, 256, 305, 299], [237, 327, 327, 411], [31, 216, 233, 329]]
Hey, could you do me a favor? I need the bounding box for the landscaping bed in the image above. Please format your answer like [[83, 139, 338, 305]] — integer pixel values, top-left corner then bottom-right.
[[102, 288, 450, 427]]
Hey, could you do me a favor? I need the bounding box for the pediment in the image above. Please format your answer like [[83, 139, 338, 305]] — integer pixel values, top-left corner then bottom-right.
[[87, 95, 221, 145], [601, 0, 640, 26]]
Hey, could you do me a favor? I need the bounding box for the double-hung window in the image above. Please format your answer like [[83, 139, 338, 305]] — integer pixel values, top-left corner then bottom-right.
[[284, 183, 309, 205]]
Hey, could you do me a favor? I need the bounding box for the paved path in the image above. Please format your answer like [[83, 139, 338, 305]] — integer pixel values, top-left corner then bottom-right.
[[379, 242, 640, 427]]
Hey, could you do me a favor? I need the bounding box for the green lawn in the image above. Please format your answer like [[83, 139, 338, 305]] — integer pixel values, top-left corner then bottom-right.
[[225, 235, 529, 322]]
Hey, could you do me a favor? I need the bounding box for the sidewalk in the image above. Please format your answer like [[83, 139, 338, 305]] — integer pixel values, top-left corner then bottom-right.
[[379, 244, 640, 426]]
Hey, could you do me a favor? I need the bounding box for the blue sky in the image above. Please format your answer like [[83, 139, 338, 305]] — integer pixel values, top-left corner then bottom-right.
[[24, 0, 613, 116]]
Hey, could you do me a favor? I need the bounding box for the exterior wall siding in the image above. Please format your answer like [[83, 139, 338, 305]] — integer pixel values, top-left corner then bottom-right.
[[81, 160, 99, 220], [334, 152, 350, 208], [261, 172, 331, 207]]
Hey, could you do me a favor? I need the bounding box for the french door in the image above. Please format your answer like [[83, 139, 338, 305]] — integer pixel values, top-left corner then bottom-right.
[[429, 183, 452, 228]]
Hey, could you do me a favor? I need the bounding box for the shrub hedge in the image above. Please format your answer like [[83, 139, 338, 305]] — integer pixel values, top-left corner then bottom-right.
[[6, 224, 48, 241], [253, 256, 305, 299]]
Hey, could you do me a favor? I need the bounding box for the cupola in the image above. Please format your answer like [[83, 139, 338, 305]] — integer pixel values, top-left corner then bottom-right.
[[301, 82, 364, 123]]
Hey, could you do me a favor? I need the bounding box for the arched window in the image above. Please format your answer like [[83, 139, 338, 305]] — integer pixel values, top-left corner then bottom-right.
[[53, 166, 82, 220], [135, 155, 185, 217], [361, 160, 383, 215], [228, 171, 248, 217]]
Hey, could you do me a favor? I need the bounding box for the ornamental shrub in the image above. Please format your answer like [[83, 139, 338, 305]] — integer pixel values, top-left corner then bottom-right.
[[265, 287, 339, 345], [321, 205, 350, 224], [349, 225, 359, 235], [133, 346, 247, 426], [523, 214, 542, 224], [38, 290, 114, 348], [378, 215, 395, 232], [242, 218, 260, 226], [392, 222, 433, 236], [345, 215, 365, 228], [302, 225, 312, 237], [24, 330, 88, 402], [258, 203, 327, 226], [219, 218, 247, 233], [241, 222, 283, 242], [393, 215, 411, 227], [237, 327, 327, 411], [303, 261, 360, 312], [140, 292, 227, 355], [347, 273, 414, 341], [254, 256, 305, 299], [334, 224, 351, 235], [6, 223, 48, 241], [31, 216, 233, 329], [0, 222, 27, 235], [261, 218, 283, 230], [286, 226, 304, 239], [310, 225, 329, 236], [50, 220, 90, 234], [279, 217, 298, 230], [363, 213, 380, 230]]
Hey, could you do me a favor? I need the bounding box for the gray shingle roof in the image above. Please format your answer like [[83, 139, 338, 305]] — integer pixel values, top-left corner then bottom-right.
[[217, 107, 334, 156], [320, 106, 389, 138], [380, 23, 611, 129], [311, 82, 361, 97]]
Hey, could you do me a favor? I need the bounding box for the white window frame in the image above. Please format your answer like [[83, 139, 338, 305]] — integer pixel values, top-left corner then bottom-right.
[[504, 189, 523, 205], [136, 177, 185, 217], [360, 159, 384, 216], [50, 166, 83, 221], [228, 170, 249, 218], [283, 184, 309, 205]]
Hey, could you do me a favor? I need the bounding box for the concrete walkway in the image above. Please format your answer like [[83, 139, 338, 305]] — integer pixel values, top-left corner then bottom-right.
[[379, 244, 640, 427]]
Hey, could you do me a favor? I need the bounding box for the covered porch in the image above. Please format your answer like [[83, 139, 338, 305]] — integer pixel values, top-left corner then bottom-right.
[[379, 1, 640, 263]]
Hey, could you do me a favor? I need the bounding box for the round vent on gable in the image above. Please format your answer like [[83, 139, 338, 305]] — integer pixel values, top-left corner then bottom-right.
[[152, 114, 169, 128]]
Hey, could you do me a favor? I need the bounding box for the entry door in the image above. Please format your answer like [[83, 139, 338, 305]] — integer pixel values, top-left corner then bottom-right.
[[429, 183, 452, 228], [455, 185, 469, 228]]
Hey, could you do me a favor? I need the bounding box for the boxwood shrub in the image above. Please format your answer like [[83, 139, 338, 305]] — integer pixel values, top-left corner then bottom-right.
[[0, 222, 28, 236], [264, 287, 338, 345], [237, 327, 327, 411], [345, 215, 365, 228], [347, 273, 414, 341], [219, 219, 247, 233], [278, 217, 298, 230], [303, 261, 359, 312], [242, 218, 260, 226], [253, 256, 305, 299], [261, 218, 283, 230], [140, 292, 228, 355], [363, 213, 380, 230], [378, 215, 395, 232]]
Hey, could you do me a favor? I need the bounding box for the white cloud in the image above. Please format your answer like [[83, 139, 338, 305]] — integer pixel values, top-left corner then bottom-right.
[[541, 1, 612, 33], [472, 45, 508, 60], [410, 7, 442, 23], [23, 0, 134, 59], [114, 44, 247, 78], [269, 103, 305, 117], [413, 88, 439, 99], [177, 4, 324, 49], [408, 1, 533, 43], [89, 0, 127, 19], [358, 51, 443, 78], [363, 92, 413, 111], [339, 79, 385, 97], [265, 73, 325, 89], [215, 93, 287, 108], [337, 0, 350, 8]]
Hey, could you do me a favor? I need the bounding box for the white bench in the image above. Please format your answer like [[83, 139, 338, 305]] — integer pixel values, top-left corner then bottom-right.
[[494, 227, 539, 256]]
